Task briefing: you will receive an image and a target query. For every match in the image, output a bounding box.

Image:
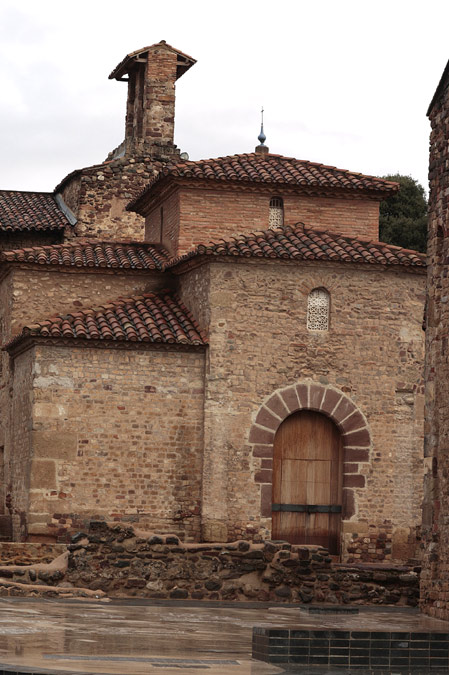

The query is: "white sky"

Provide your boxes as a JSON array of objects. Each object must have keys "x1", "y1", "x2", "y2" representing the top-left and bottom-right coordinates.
[{"x1": 0, "y1": 0, "x2": 447, "y2": 193}]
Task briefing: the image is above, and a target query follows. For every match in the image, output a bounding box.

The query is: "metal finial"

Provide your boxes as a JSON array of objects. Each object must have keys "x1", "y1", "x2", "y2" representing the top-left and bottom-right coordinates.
[{"x1": 258, "y1": 106, "x2": 266, "y2": 145}]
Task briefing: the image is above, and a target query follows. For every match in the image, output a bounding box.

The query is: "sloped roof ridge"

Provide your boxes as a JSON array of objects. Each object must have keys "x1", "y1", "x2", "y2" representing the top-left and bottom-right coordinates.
[
  {"x1": 171, "y1": 152, "x2": 398, "y2": 181},
  {"x1": 169, "y1": 223, "x2": 426, "y2": 269},
  {"x1": 7, "y1": 291, "x2": 206, "y2": 350},
  {"x1": 0, "y1": 239, "x2": 170, "y2": 270},
  {"x1": 128, "y1": 152, "x2": 399, "y2": 212}
]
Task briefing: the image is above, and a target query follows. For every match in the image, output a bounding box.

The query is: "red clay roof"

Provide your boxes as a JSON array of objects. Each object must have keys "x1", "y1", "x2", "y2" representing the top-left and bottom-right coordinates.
[
  {"x1": 171, "y1": 224, "x2": 426, "y2": 269},
  {"x1": 0, "y1": 191, "x2": 70, "y2": 232},
  {"x1": 1, "y1": 241, "x2": 170, "y2": 270},
  {"x1": 9, "y1": 293, "x2": 205, "y2": 347},
  {"x1": 129, "y1": 153, "x2": 399, "y2": 210},
  {"x1": 109, "y1": 40, "x2": 196, "y2": 81}
]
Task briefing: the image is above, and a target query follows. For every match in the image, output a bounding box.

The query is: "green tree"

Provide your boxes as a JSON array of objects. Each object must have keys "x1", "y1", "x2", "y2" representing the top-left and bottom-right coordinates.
[{"x1": 379, "y1": 174, "x2": 428, "y2": 253}]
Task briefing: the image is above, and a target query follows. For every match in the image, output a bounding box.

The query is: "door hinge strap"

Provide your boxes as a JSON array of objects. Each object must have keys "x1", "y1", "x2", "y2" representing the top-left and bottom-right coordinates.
[{"x1": 272, "y1": 503, "x2": 342, "y2": 513}]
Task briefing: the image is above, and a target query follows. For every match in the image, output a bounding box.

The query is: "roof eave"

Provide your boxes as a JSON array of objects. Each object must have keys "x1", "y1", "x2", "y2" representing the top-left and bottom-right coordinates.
[{"x1": 5, "y1": 333, "x2": 206, "y2": 359}]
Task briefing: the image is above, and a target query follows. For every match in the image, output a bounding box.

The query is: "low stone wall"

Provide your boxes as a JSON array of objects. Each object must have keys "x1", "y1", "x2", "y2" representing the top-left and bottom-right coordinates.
[
  {"x1": 0, "y1": 542, "x2": 65, "y2": 566},
  {"x1": 63, "y1": 523, "x2": 420, "y2": 605}
]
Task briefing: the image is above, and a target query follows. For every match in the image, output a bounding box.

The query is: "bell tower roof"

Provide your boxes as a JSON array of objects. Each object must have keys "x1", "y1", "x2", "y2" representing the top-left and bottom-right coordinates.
[{"x1": 109, "y1": 40, "x2": 196, "y2": 82}]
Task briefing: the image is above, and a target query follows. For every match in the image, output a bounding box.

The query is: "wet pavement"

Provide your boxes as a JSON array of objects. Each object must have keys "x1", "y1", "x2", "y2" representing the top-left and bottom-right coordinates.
[{"x1": 0, "y1": 599, "x2": 446, "y2": 674}]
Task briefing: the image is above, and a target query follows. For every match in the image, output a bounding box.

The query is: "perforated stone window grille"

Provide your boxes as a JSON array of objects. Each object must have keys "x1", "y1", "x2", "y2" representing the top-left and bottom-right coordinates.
[
  {"x1": 269, "y1": 197, "x2": 284, "y2": 229},
  {"x1": 307, "y1": 288, "x2": 330, "y2": 331}
]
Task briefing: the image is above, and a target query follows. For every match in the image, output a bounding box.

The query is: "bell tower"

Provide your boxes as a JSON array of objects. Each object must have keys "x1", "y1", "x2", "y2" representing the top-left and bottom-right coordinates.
[{"x1": 109, "y1": 40, "x2": 196, "y2": 159}]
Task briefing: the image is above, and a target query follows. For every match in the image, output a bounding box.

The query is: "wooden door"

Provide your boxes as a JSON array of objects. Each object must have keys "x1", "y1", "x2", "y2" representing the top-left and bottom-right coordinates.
[{"x1": 272, "y1": 410, "x2": 343, "y2": 554}]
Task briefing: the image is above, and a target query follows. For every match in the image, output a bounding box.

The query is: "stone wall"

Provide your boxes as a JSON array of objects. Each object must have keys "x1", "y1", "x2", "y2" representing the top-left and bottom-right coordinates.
[
  {"x1": 0, "y1": 230, "x2": 64, "y2": 251},
  {"x1": 145, "y1": 186, "x2": 380, "y2": 257},
  {"x1": 421, "y1": 67, "x2": 449, "y2": 619},
  {"x1": 10, "y1": 349, "x2": 35, "y2": 540},
  {"x1": 62, "y1": 523, "x2": 419, "y2": 605},
  {"x1": 11, "y1": 344, "x2": 205, "y2": 542},
  {"x1": 58, "y1": 156, "x2": 166, "y2": 242},
  {"x1": 4, "y1": 266, "x2": 168, "y2": 338},
  {"x1": 189, "y1": 258, "x2": 425, "y2": 559}
]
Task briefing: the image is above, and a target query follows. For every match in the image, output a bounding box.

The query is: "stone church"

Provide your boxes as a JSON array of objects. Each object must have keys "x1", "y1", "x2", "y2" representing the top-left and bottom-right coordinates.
[{"x1": 0, "y1": 41, "x2": 426, "y2": 562}]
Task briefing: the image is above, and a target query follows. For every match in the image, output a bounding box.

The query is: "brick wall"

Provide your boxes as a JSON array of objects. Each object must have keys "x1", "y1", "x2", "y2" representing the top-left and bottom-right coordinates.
[
  {"x1": 15, "y1": 344, "x2": 205, "y2": 541},
  {"x1": 421, "y1": 72, "x2": 449, "y2": 618},
  {"x1": 145, "y1": 190, "x2": 180, "y2": 256},
  {"x1": 146, "y1": 186, "x2": 380, "y2": 256},
  {"x1": 188, "y1": 258, "x2": 425, "y2": 559}
]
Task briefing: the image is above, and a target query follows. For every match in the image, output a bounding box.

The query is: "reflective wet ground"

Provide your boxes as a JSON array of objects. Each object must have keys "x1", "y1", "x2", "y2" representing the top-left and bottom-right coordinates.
[{"x1": 0, "y1": 599, "x2": 446, "y2": 674}]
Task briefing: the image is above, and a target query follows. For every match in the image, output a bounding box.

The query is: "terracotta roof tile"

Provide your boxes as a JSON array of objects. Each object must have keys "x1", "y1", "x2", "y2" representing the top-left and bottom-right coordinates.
[
  {"x1": 129, "y1": 153, "x2": 399, "y2": 209},
  {"x1": 0, "y1": 191, "x2": 70, "y2": 232},
  {"x1": 1, "y1": 241, "x2": 170, "y2": 270},
  {"x1": 9, "y1": 293, "x2": 206, "y2": 348},
  {"x1": 170, "y1": 224, "x2": 426, "y2": 269}
]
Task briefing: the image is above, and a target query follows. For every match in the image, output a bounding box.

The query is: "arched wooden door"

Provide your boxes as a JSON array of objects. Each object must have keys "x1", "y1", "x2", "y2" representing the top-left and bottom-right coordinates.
[{"x1": 272, "y1": 410, "x2": 343, "y2": 554}]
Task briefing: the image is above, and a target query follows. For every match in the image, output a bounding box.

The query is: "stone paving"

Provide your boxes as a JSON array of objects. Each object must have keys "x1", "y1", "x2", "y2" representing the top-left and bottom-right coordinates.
[{"x1": 0, "y1": 599, "x2": 446, "y2": 674}]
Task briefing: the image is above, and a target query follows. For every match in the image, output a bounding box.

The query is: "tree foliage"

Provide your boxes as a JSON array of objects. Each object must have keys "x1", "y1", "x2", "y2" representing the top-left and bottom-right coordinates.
[{"x1": 379, "y1": 174, "x2": 428, "y2": 253}]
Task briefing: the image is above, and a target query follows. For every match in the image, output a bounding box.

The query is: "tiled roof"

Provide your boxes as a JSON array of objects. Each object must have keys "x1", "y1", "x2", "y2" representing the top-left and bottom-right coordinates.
[
  {"x1": 1, "y1": 241, "x2": 170, "y2": 270},
  {"x1": 0, "y1": 191, "x2": 71, "y2": 232},
  {"x1": 129, "y1": 153, "x2": 399, "y2": 209},
  {"x1": 171, "y1": 224, "x2": 426, "y2": 269},
  {"x1": 10, "y1": 293, "x2": 205, "y2": 347},
  {"x1": 109, "y1": 41, "x2": 196, "y2": 81}
]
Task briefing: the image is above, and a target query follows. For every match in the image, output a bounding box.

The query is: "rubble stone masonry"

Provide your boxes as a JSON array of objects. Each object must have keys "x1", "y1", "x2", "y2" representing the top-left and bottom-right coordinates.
[
  {"x1": 176, "y1": 258, "x2": 425, "y2": 558},
  {"x1": 12, "y1": 344, "x2": 205, "y2": 541},
  {"x1": 421, "y1": 69, "x2": 449, "y2": 618},
  {"x1": 58, "y1": 157, "x2": 162, "y2": 241}
]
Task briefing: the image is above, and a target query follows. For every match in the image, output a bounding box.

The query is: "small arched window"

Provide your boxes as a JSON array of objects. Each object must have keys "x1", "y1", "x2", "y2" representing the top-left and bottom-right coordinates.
[
  {"x1": 307, "y1": 288, "x2": 330, "y2": 331},
  {"x1": 269, "y1": 196, "x2": 284, "y2": 229}
]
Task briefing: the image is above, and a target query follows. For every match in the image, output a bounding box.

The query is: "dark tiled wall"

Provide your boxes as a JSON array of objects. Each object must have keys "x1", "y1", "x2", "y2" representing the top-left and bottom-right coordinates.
[{"x1": 252, "y1": 627, "x2": 449, "y2": 670}]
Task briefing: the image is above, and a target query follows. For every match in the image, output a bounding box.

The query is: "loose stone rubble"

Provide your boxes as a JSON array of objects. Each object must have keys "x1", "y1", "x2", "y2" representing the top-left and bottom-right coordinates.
[{"x1": 0, "y1": 523, "x2": 418, "y2": 605}]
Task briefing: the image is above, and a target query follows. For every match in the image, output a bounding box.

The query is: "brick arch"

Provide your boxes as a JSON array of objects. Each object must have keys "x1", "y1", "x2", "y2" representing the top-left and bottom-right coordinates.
[{"x1": 249, "y1": 382, "x2": 372, "y2": 524}]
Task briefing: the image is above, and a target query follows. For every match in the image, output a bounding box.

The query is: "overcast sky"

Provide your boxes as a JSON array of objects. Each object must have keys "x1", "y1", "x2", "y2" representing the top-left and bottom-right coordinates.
[{"x1": 0, "y1": 0, "x2": 447, "y2": 193}]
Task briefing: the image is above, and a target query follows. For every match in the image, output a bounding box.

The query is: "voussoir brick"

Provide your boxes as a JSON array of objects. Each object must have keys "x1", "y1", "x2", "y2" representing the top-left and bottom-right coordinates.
[
  {"x1": 255, "y1": 406, "x2": 282, "y2": 431},
  {"x1": 333, "y1": 396, "x2": 357, "y2": 425},
  {"x1": 265, "y1": 394, "x2": 289, "y2": 420},
  {"x1": 343, "y1": 427, "x2": 371, "y2": 448},
  {"x1": 340, "y1": 410, "x2": 366, "y2": 434},
  {"x1": 295, "y1": 384, "x2": 309, "y2": 408},
  {"x1": 249, "y1": 426, "x2": 275, "y2": 445},
  {"x1": 320, "y1": 388, "x2": 342, "y2": 416},
  {"x1": 279, "y1": 386, "x2": 300, "y2": 414},
  {"x1": 309, "y1": 384, "x2": 325, "y2": 410}
]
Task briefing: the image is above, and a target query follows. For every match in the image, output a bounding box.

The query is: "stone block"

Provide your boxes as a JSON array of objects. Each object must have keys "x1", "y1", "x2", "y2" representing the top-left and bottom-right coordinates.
[
  {"x1": 30, "y1": 459, "x2": 56, "y2": 490},
  {"x1": 32, "y1": 431, "x2": 77, "y2": 460},
  {"x1": 279, "y1": 386, "x2": 299, "y2": 413},
  {"x1": 343, "y1": 428, "x2": 370, "y2": 448},
  {"x1": 202, "y1": 519, "x2": 227, "y2": 542},
  {"x1": 255, "y1": 407, "x2": 281, "y2": 431},
  {"x1": 265, "y1": 394, "x2": 289, "y2": 420}
]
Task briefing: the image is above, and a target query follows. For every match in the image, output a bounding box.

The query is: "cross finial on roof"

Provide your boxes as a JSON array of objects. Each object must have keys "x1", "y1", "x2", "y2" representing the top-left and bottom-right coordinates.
[
  {"x1": 255, "y1": 107, "x2": 269, "y2": 154},
  {"x1": 258, "y1": 107, "x2": 266, "y2": 146}
]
